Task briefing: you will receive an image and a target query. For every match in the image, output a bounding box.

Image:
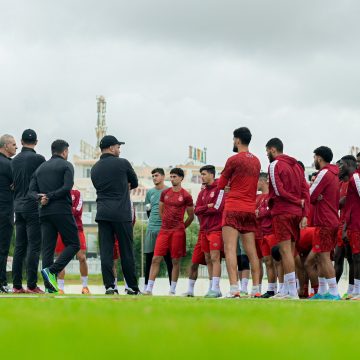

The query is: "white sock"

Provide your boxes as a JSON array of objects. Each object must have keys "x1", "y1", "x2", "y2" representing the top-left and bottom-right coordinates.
[
  {"x1": 354, "y1": 279, "x2": 360, "y2": 295},
  {"x1": 347, "y1": 284, "x2": 354, "y2": 295},
  {"x1": 124, "y1": 280, "x2": 129, "y2": 290},
  {"x1": 268, "y1": 283, "x2": 277, "y2": 293},
  {"x1": 211, "y1": 277, "x2": 220, "y2": 292},
  {"x1": 259, "y1": 284, "x2": 262, "y2": 293},
  {"x1": 241, "y1": 278, "x2": 249, "y2": 293},
  {"x1": 146, "y1": 280, "x2": 155, "y2": 293},
  {"x1": 170, "y1": 281, "x2": 177, "y2": 294},
  {"x1": 187, "y1": 279, "x2": 196, "y2": 294},
  {"x1": 310, "y1": 288, "x2": 315, "y2": 294},
  {"x1": 296, "y1": 278, "x2": 300, "y2": 290},
  {"x1": 278, "y1": 283, "x2": 284, "y2": 294},
  {"x1": 251, "y1": 285, "x2": 260, "y2": 295},
  {"x1": 285, "y1": 272, "x2": 297, "y2": 297},
  {"x1": 58, "y1": 279, "x2": 65, "y2": 291},
  {"x1": 327, "y1": 277, "x2": 339, "y2": 296},
  {"x1": 230, "y1": 284, "x2": 239, "y2": 294},
  {"x1": 81, "y1": 276, "x2": 88, "y2": 288},
  {"x1": 318, "y1": 277, "x2": 327, "y2": 295},
  {"x1": 208, "y1": 279, "x2": 213, "y2": 292},
  {"x1": 114, "y1": 277, "x2": 118, "y2": 290}
]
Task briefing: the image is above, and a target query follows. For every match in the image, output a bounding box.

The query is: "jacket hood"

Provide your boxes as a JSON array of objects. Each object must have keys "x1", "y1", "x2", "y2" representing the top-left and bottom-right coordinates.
[
  {"x1": 324, "y1": 164, "x2": 339, "y2": 175},
  {"x1": 206, "y1": 179, "x2": 219, "y2": 189},
  {"x1": 276, "y1": 154, "x2": 299, "y2": 166}
]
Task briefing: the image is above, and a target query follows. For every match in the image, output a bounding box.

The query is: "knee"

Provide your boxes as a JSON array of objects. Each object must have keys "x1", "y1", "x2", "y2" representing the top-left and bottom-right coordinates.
[
  {"x1": 264, "y1": 256, "x2": 273, "y2": 267},
  {"x1": 151, "y1": 256, "x2": 162, "y2": 265},
  {"x1": 77, "y1": 252, "x2": 86, "y2": 263},
  {"x1": 271, "y1": 246, "x2": 282, "y2": 262},
  {"x1": 210, "y1": 253, "x2": 220, "y2": 264},
  {"x1": 172, "y1": 259, "x2": 180, "y2": 266}
]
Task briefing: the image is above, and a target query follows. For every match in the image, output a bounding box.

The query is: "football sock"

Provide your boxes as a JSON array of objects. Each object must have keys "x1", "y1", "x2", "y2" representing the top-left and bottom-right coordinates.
[
  {"x1": 354, "y1": 279, "x2": 360, "y2": 295},
  {"x1": 211, "y1": 277, "x2": 220, "y2": 292},
  {"x1": 268, "y1": 282, "x2": 277, "y2": 292},
  {"x1": 146, "y1": 280, "x2": 154, "y2": 292},
  {"x1": 170, "y1": 281, "x2": 177, "y2": 294},
  {"x1": 187, "y1": 279, "x2": 196, "y2": 294},
  {"x1": 58, "y1": 279, "x2": 65, "y2": 291},
  {"x1": 241, "y1": 278, "x2": 249, "y2": 293},
  {"x1": 327, "y1": 277, "x2": 339, "y2": 296},
  {"x1": 81, "y1": 276, "x2": 88, "y2": 288},
  {"x1": 318, "y1": 277, "x2": 327, "y2": 295}
]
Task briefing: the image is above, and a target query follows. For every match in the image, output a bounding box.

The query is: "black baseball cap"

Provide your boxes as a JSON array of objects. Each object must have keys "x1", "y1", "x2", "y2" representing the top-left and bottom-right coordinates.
[
  {"x1": 22, "y1": 129, "x2": 37, "y2": 142},
  {"x1": 99, "y1": 135, "x2": 125, "y2": 149}
]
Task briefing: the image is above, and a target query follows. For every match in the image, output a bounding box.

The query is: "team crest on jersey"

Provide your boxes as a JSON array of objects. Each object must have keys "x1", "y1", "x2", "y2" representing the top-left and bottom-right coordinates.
[
  {"x1": 210, "y1": 191, "x2": 215, "y2": 198},
  {"x1": 178, "y1": 196, "x2": 183, "y2": 202},
  {"x1": 165, "y1": 195, "x2": 169, "y2": 200}
]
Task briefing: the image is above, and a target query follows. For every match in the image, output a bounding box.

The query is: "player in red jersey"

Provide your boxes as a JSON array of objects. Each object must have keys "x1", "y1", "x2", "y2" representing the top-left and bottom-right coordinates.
[
  {"x1": 266, "y1": 138, "x2": 309, "y2": 299},
  {"x1": 343, "y1": 156, "x2": 360, "y2": 300},
  {"x1": 335, "y1": 156, "x2": 355, "y2": 298},
  {"x1": 145, "y1": 168, "x2": 194, "y2": 295},
  {"x1": 55, "y1": 189, "x2": 90, "y2": 294},
  {"x1": 307, "y1": 147, "x2": 340, "y2": 300},
  {"x1": 218, "y1": 127, "x2": 261, "y2": 298},
  {"x1": 256, "y1": 172, "x2": 278, "y2": 298},
  {"x1": 195, "y1": 165, "x2": 225, "y2": 298}
]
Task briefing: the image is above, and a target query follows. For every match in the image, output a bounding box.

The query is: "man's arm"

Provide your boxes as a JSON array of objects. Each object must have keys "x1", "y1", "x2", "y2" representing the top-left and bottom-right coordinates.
[
  {"x1": 194, "y1": 189, "x2": 207, "y2": 216},
  {"x1": 72, "y1": 191, "x2": 83, "y2": 217},
  {"x1": 217, "y1": 158, "x2": 232, "y2": 190},
  {"x1": 159, "y1": 201, "x2": 164, "y2": 219},
  {"x1": 28, "y1": 174, "x2": 41, "y2": 200},
  {"x1": 309, "y1": 169, "x2": 329, "y2": 204},
  {"x1": 184, "y1": 206, "x2": 194, "y2": 228},
  {"x1": 126, "y1": 160, "x2": 138, "y2": 190},
  {"x1": 145, "y1": 191, "x2": 151, "y2": 218},
  {"x1": 269, "y1": 161, "x2": 302, "y2": 206},
  {"x1": 46, "y1": 165, "x2": 74, "y2": 201},
  {"x1": 204, "y1": 189, "x2": 225, "y2": 214}
]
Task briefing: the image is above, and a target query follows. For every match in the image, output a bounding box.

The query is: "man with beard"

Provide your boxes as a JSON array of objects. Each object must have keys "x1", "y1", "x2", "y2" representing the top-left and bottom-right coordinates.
[
  {"x1": 335, "y1": 156, "x2": 355, "y2": 298},
  {"x1": 218, "y1": 127, "x2": 261, "y2": 298},
  {"x1": 266, "y1": 138, "x2": 309, "y2": 299},
  {"x1": 342, "y1": 156, "x2": 360, "y2": 300},
  {"x1": 145, "y1": 168, "x2": 194, "y2": 295},
  {"x1": 308, "y1": 146, "x2": 340, "y2": 300}
]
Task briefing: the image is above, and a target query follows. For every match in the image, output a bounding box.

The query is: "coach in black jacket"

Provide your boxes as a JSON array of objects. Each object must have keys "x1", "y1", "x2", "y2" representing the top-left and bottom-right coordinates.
[
  {"x1": 91, "y1": 135, "x2": 140, "y2": 294},
  {"x1": 0, "y1": 134, "x2": 17, "y2": 293},
  {"x1": 11, "y1": 129, "x2": 45, "y2": 293},
  {"x1": 29, "y1": 139, "x2": 80, "y2": 292}
]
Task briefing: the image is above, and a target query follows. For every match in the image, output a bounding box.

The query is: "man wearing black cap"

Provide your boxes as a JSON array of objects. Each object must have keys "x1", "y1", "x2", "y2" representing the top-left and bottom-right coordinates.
[
  {"x1": 0, "y1": 134, "x2": 17, "y2": 293},
  {"x1": 29, "y1": 139, "x2": 80, "y2": 293},
  {"x1": 91, "y1": 135, "x2": 140, "y2": 295},
  {"x1": 11, "y1": 129, "x2": 45, "y2": 293}
]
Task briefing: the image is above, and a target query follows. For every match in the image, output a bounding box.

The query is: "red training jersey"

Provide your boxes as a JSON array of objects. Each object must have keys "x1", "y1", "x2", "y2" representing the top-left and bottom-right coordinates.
[
  {"x1": 256, "y1": 193, "x2": 272, "y2": 237},
  {"x1": 218, "y1": 151, "x2": 261, "y2": 213},
  {"x1": 345, "y1": 171, "x2": 360, "y2": 231},
  {"x1": 339, "y1": 180, "x2": 349, "y2": 224},
  {"x1": 160, "y1": 188, "x2": 193, "y2": 230},
  {"x1": 194, "y1": 179, "x2": 225, "y2": 233},
  {"x1": 309, "y1": 164, "x2": 339, "y2": 228}
]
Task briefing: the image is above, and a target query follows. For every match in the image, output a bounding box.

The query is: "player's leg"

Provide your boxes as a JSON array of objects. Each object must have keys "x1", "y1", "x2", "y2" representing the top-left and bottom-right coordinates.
[
  {"x1": 164, "y1": 252, "x2": 173, "y2": 285},
  {"x1": 242, "y1": 231, "x2": 261, "y2": 297},
  {"x1": 76, "y1": 249, "x2": 90, "y2": 294},
  {"x1": 262, "y1": 255, "x2": 277, "y2": 298},
  {"x1": 319, "y1": 251, "x2": 340, "y2": 299},
  {"x1": 223, "y1": 226, "x2": 240, "y2": 297},
  {"x1": 169, "y1": 258, "x2": 180, "y2": 295},
  {"x1": 12, "y1": 213, "x2": 27, "y2": 292},
  {"x1": 345, "y1": 242, "x2": 354, "y2": 297},
  {"x1": 334, "y1": 245, "x2": 345, "y2": 282},
  {"x1": 144, "y1": 252, "x2": 153, "y2": 289}
]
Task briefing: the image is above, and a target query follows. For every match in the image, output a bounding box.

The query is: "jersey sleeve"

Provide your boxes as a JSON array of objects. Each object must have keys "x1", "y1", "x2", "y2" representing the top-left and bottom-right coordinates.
[
  {"x1": 309, "y1": 169, "x2": 329, "y2": 204},
  {"x1": 194, "y1": 189, "x2": 207, "y2": 215},
  {"x1": 160, "y1": 189, "x2": 166, "y2": 203},
  {"x1": 185, "y1": 193, "x2": 194, "y2": 207},
  {"x1": 218, "y1": 157, "x2": 233, "y2": 190},
  {"x1": 72, "y1": 190, "x2": 83, "y2": 217},
  {"x1": 205, "y1": 189, "x2": 225, "y2": 214}
]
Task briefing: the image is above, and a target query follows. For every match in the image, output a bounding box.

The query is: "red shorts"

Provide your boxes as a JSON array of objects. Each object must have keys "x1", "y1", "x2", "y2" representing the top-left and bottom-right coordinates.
[
  {"x1": 113, "y1": 238, "x2": 120, "y2": 260},
  {"x1": 261, "y1": 234, "x2": 277, "y2": 257},
  {"x1": 349, "y1": 230, "x2": 360, "y2": 255},
  {"x1": 192, "y1": 233, "x2": 206, "y2": 265},
  {"x1": 272, "y1": 214, "x2": 301, "y2": 243},
  {"x1": 312, "y1": 227, "x2": 338, "y2": 253},
  {"x1": 222, "y1": 211, "x2": 257, "y2": 233},
  {"x1": 200, "y1": 231, "x2": 223, "y2": 253},
  {"x1": 255, "y1": 236, "x2": 263, "y2": 259},
  {"x1": 154, "y1": 229, "x2": 186, "y2": 259},
  {"x1": 55, "y1": 231, "x2": 86, "y2": 254}
]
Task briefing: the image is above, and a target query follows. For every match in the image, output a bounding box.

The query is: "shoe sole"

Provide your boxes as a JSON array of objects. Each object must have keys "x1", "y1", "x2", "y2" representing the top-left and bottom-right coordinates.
[{"x1": 41, "y1": 270, "x2": 58, "y2": 293}]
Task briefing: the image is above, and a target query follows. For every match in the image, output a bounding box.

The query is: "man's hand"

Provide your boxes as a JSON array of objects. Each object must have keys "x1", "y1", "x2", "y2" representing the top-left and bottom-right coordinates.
[
  {"x1": 317, "y1": 194, "x2": 323, "y2": 201},
  {"x1": 299, "y1": 217, "x2": 307, "y2": 229},
  {"x1": 224, "y1": 185, "x2": 230, "y2": 193},
  {"x1": 208, "y1": 203, "x2": 214, "y2": 208},
  {"x1": 40, "y1": 195, "x2": 49, "y2": 206},
  {"x1": 300, "y1": 199, "x2": 305, "y2": 208}
]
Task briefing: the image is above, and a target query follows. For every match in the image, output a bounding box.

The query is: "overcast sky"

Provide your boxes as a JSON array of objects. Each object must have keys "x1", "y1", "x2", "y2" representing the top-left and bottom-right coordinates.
[{"x1": 1, "y1": 0, "x2": 359, "y2": 170}]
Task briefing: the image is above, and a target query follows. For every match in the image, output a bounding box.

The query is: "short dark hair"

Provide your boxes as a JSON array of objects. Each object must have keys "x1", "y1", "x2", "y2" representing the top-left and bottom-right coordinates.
[
  {"x1": 266, "y1": 138, "x2": 283, "y2": 152},
  {"x1": 51, "y1": 139, "x2": 69, "y2": 155},
  {"x1": 297, "y1": 160, "x2": 305, "y2": 171},
  {"x1": 259, "y1": 172, "x2": 268, "y2": 180},
  {"x1": 170, "y1": 167, "x2": 184, "y2": 178},
  {"x1": 233, "y1": 127, "x2": 252, "y2": 145},
  {"x1": 341, "y1": 155, "x2": 357, "y2": 167},
  {"x1": 151, "y1": 168, "x2": 165, "y2": 176},
  {"x1": 314, "y1": 146, "x2": 333, "y2": 163},
  {"x1": 200, "y1": 165, "x2": 216, "y2": 176}
]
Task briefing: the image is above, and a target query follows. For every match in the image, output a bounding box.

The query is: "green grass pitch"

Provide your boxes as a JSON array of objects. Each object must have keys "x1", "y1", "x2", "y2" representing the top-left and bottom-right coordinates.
[{"x1": 0, "y1": 296, "x2": 358, "y2": 359}]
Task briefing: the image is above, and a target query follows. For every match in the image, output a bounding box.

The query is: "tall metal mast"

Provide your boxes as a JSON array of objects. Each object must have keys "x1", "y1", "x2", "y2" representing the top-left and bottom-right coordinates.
[{"x1": 95, "y1": 95, "x2": 107, "y2": 149}]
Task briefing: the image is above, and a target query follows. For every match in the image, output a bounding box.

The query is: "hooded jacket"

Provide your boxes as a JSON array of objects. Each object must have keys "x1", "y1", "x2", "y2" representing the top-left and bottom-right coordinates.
[
  {"x1": 309, "y1": 164, "x2": 339, "y2": 228},
  {"x1": 345, "y1": 170, "x2": 360, "y2": 231},
  {"x1": 195, "y1": 179, "x2": 224, "y2": 232},
  {"x1": 268, "y1": 154, "x2": 310, "y2": 217}
]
